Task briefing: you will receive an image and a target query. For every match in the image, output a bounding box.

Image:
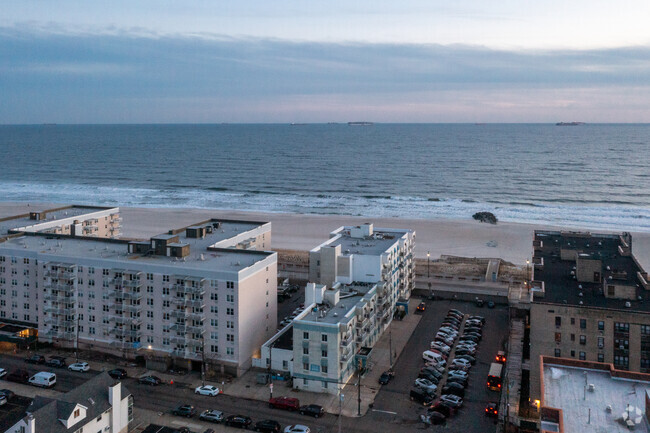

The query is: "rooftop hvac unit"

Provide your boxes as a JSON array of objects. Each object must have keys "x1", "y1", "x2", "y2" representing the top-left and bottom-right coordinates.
[{"x1": 588, "y1": 384, "x2": 595, "y2": 392}]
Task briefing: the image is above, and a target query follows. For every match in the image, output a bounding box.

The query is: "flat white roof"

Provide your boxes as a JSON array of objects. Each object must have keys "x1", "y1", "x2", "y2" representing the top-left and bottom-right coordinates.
[
  {"x1": 543, "y1": 364, "x2": 650, "y2": 433},
  {"x1": 311, "y1": 226, "x2": 411, "y2": 256}
]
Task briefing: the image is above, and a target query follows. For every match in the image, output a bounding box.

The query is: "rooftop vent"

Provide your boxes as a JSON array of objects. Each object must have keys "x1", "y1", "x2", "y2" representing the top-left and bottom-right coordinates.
[{"x1": 625, "y1": 302, "x2": 632, "y2": 308}]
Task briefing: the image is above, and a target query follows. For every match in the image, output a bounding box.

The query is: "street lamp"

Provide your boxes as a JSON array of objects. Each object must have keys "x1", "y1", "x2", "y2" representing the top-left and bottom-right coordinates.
[
  {"x1": 427, "y1": 251, "x2": 430, "y2": 278},
  {"x1": 526, "y1": 259, "x2": 530, "y2": 288}
]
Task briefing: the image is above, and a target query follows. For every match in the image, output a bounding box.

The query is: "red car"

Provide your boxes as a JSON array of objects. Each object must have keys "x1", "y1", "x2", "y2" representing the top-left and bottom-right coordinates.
[{"x1": 269, "y1": 396, "x2": 300, "y2": 411}]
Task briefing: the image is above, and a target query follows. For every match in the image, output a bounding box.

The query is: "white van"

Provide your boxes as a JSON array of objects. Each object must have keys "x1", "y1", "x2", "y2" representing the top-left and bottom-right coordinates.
[
  {"x1": 422, "y1": 350, "x2": 446, "y2": 365},
  {"x1": 28, "y1": 372, "x2": 56, "y2": 388}
]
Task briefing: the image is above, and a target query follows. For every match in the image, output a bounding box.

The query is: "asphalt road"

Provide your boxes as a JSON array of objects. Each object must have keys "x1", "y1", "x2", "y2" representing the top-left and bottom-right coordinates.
[{"x1": 0, "y1": 299, "x2": 508, "y2": 433}]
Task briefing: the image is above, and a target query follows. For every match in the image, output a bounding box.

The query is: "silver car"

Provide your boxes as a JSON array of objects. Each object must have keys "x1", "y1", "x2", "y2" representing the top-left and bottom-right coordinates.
[{"x1": 199, "y1": 409, "x2": 224, "y2": 423}]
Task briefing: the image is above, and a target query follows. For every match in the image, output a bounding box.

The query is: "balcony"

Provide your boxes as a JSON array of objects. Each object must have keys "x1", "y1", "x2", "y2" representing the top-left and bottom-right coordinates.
[
  {"x1": 123, "y1": 279, "x2": 142, "y2": 288},
  {"x1": 111, "y1": 328, "x2": 140, "y2": 338},
  {"x1": 186, "y1": 312, "x2": 205, "y2": 321},
  {"x1": 171, "y1": 336, "x2": 187, "y2": 345},
  {"x1": 186, "y1": 325, "x2": 205, "y2": 334},
  {"x1": 111, "y1": 277, "x2": 124, "y2": 285},
  {"x1": 121, "y1": 292, "x2": 143, "y2": 301},
  {"x1": 171, "y1": 324, "x2": 187, "y2": 333},
  {"x1": 122, "y1": 304, "x2": 142, "y2": 313},
  {"x1": 341, "y1": 333, "x2": 353, "y2": 346},
  {"x1": 340, "y1": 349, "x2": 353, "y2": 362},
  {"x1": 171, "y1": 310, "x2": 187, "y2": 319}
]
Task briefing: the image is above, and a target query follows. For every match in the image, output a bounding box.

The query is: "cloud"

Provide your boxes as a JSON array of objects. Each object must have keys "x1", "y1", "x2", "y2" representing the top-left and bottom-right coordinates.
[{"x1": 1, "y1": 26, "x2": 649, "y2": 123}]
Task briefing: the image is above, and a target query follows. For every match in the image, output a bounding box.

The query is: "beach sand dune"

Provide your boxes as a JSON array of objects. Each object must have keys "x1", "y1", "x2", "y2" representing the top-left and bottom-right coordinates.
[{"x1": 1, "y1": 202, "x2": 648, "y2": 268}]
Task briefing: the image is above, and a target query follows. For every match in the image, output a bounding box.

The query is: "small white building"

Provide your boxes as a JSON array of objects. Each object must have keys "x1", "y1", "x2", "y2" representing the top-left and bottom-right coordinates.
[{"x1": 6, "y1": 372, "x2": 133, "y2": 433}]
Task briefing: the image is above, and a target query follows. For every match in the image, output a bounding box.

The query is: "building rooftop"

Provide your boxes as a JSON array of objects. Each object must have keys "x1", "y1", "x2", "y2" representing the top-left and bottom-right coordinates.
[
  {"x1": 297, "y1": 282, "x2": 377, "y2": 325},
  {"x1": 542, "y1": 358, "x2": 650, "y2": 433},
  {"x1": 533, "y1": 230, "x2": 650, "y2": 313},
  {"x1": 0, "y1": 219, "x2": 273, "y2": 273},
  {"x1": 0, "y1": 205, "x2": 114, "y2": 237},
  {"x1": 311, "y1": 225, "x2": 410, "y2": 257}
]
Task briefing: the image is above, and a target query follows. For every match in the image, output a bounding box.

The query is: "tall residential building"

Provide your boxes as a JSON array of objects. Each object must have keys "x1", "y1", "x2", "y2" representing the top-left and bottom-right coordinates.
[
  {"x1": 6, "y1": 372, "x2": 133, "y2": 433},
  {"x1": 510, "y1": 230, "x2": 650, "y2": 402},
  {"x1": 309, "y1": 223, "x2": 416, "y2": 302},
  {"x1": 260, "y1": 222, "x2": 415, "y2": 394},
  {"x1": 0, "y1": 206, "x2": 277, "y2": 376}
]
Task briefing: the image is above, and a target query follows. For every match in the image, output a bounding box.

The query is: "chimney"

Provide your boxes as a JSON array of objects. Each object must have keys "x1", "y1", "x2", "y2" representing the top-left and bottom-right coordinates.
[{"x1": 108, "y1": 382, "x2": 121, "y2": 431}]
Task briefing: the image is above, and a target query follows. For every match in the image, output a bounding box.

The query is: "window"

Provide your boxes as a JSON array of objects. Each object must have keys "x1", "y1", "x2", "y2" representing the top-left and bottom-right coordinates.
[
  {"x1": 162, "y1": 338, "x2": 170, "y2": 346},
  {"x1": 163, "y1": 300, "x2": 170, "y2": 308},
  {"x1": 147, "y1": 298, "x2": 154, "y2": 306},
  {"x1": 226, "y1": 294, "x2": 234, "y2": 302},
  {"x1": 579, "y1": 351, "x2": 586, "y2": 360},
  {"x1": 226, "y1": 308, "x2": 234, "y2": 315},
  {"x1": 147, "y1": 311, "x2": 153, "y2": 318},
  {"x1": 226, "y1": 334, "x2": 234, "y2": 342},
  {"x1": 321, "y1": 350, "x2": 328, "y2": 357},
  {"x1": 615, "y1": 322, "x2": 630, "y2": 333},
  {"x1": 147, "y1": 273, "x2": 154, "y2": 281},
  {"x1": 303, "y1": 332, "x2": 309, "y2": 339},
  {"x1": 580, "y1": 335, "x2": 586, "y2": 345},
  {"x1": 322, "y1": 381, "x2": 328, "y2": 389},
  {"x1": 162, "y1": 287, "x2": 170, "y2": 296},
  {"x1": 303, "y1": 347, "x2": 309, "y2": 355},
  {"x1": 614, "y1": 355, "x2": 629, "y2": 369},
  {"x1": 303, "y1": 363, "x2": 309, "y2": 371},
  {"x1": 598, "y1": 353, "x2": 604, "y2": 362},
  {"x1": 554, "y1": 348, "x2": 561, "y2": 357},
  {"x1": 211, "y1": 345, "x2": 218, "y2": 353},
  {"x1": 570, "y1": 318, "x2": 575, "y2": 325},
  {"x1": 322, "y1": 365, "x2": 328, "y2": 373},
  {"x1": 642, "y1": 325, "x2": 650, "y2": 335},
  {"x1": 226, "y1": 347, "x2": 234, "y2": 355},
  {"x1": 322, "y1": 334, "x2": 328, "y2": 342},
  {"x1": 570, "y1": 334, "x2": 575, "y2": 342},
  {"x1": 226, "y1": 281, "x2": 234, "y2": 289},
  {"x1": 88, "y1": 266, "x2": 94, "y2": 274},
  {"x1": 580, "y1": 319, "x2": 586, "y2": 329},
  {"x1": 74, "y1": 409, "x2": 80, "y2": 417},
  {"x1": 608, "y1": 285, "x2": 615, "y2": 296},
  {"x1": 226, "y1": 321, "x2": 234, "y2": 329},
  {"x1": 570, "y1": 350, "x2": 575, "y2": 357},
  {"x1": 598, "y1": 337, "x2": 604, "y2": 348},
  {"x1": 554, "y1": 332, "x2": 561, "y2": 343},
  {"x1": 598, "y1": 321, "x2": 605, "y2": 331}
]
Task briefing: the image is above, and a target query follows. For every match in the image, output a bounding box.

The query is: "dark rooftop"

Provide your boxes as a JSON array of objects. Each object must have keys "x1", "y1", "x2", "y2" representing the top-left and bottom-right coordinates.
[
  {"x1": 533, "y1": 230, "x2": 650, "y2": 313},
  {"x1": 0, "y1": 395, "x2": 33, "y2": 433}
]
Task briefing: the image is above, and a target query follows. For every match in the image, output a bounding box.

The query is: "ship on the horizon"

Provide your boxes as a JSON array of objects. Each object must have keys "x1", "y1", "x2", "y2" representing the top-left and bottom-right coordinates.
[
  {"x1": 348, "y1": 121, "x2": 374, "y2": 126},
  {"x1": 556, "y1": 121, "x2": 585, "y2": 126}
]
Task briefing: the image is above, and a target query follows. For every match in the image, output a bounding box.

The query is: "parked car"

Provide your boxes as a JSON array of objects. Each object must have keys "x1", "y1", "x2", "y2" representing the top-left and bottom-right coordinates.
[
  {"x1": 0, "y1": 389, "x2": 15, "y2": 400},
  {"x1": 431, "y1": 342, "x2": 451, "y2": 353},
  {"x1": 414, "y1": 378, "x2": 438, "y2": 393},
  {"x1": 429, "y1": 403, "x2": 455, "y2": 418},
  {"x1": 378, "y1": 370, "x2": 394, "y2": 385},
  {"x1": 108, "y1": 369, "x2": 127, "y2": 379},
  {"x1": 451, "y1": 358, "x2": 472, "y2": 369},
  {"x1": 200, "y1": 409, "x2": 224, "y2": 423},
  {"x1": 195, "y1": 385, "x2": 221, "y2": 396},
  {"x1": 172, "y1": 404, "x2": 197, "y2": 418},
  {"x1": 254, "y1": 419, "x2": 282, "y2": 433},
  {"x1": 429, "y1": 349, "x2": 448, "y2": 360},
  {"x1": 455, "y1": 347, "x2": 476, "y2": 356},
  {"x1": 269, "y1": 396, "x2": 300, "y2": 411},
  {"x1": 410, "y1": 388, "x2": 434, "y2": 406},
  {"x1": 421, "y1": 367, "x2": 444, "y2": 379},
  {"x1": 486, "y1": 402, "x2": 499, "y2": 417},
  {"x1": 45, "y1": 358, "x2": 65, "y2": 368},
  {"x1": 418, "y1": 372, "x2": 440, "y2": 384},
  {"x1": 487, "y1": 301, "x2": 496, "y2": 308},
  {"x1": 24, "y1": 355, "x2": 45, "y2": 364},
  {"x1": 68, "y1": 362, "x2": 90, "y2": 372},
  {"x1": 455, "y1": 354, "x2": 476, "y2": 365},
  {"x1": 0, "y1": 368, "x2": 6, "y2": 379},
  {"x1": 138, "y1": 375, "x2": 162, "y2": 386},
  {"x1": 448, "y1": 370, "x2": 469, "y2": 380},
  {"x1": 440, "y1": 394, "x2": 463, "y2": 408},
  {"x1": 225, "y1": 415, "x2": 253, "y2": 429},
  {"x1": 434, "y1": 336, "x2": 455, "y2": 346},
  {"x1": 28, "y1": 372, "x2": 56, "y2": 388},
  {"x1": 283, "y1": 425, "x2": 310, "y2": 433},
  {"x1": 427, "y1": 411, "x2": 446, "y2": 425},
  {"x1": 6, "y1": 369, "x2": 29, "y2": 384},
  {"x1": 442, "y1": 383, "x2": 465, "y2": 397},
  {"x1": 299, "y1": 404, "x2": 324, "y2": 418},
  {"x1": 469, "y1": 315, "x2": 486, "y2": 324},
  {"x1": 446, "y1": 376, "x2": 468, "y2": 387},
  {"x1": 0, "y1": 395, "x2": 6, "y2": 406}
]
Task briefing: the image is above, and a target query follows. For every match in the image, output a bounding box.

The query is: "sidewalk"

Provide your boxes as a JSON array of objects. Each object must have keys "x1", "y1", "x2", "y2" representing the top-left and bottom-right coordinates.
[{"x1": 224, "y1": 298, "x2": 423, "y2": 417}]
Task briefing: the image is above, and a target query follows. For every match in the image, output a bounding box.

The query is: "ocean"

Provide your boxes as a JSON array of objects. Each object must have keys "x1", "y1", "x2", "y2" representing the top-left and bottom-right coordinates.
[{"x1": 0, "y1": 123, "x2": 649, "y2": 231}]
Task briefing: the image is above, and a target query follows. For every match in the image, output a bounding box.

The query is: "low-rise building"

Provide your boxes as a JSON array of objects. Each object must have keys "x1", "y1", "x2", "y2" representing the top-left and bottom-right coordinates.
[
  {"x1": 6, "y1": 372, "x2": 133, "y2": 433},
  {"x1": 540, "y1": 356, "x2": 650, "y2": 433}
]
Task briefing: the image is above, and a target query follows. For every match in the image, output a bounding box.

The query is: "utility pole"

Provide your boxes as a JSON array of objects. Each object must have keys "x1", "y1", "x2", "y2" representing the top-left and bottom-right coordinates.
[
  {"x1": 389, "y1": 327, "x2": 393, "y2": 369},
  {"x1": 338, "y1": 391, "x2": 344, "y2": 433},
  {"x1": 357, "y1": 363, "x2": 361, "y2": 416},
  {"x1": 269, "y1": 341, "x2": 275, "y2": 399},
  {"x1": 427, "y1": 251, "x2": 430, "y2": 279},
  {"x1": 75, "y1": 312, "x2": 80, "y2": 362},
  {"x1": 201, "y1": 333, "x2": 206, "y2": 386}
]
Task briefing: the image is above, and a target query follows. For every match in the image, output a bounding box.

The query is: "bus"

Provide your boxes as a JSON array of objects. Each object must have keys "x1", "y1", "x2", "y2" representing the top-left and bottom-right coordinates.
[{"x1": 487, "y1": 362, "x2": 503, "y2": 391}]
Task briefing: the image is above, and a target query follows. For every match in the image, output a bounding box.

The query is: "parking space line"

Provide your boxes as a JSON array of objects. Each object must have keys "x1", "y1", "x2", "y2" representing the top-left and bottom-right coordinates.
[{"x1": 372, "y1": 409, "x2": 398, "y2": 415}]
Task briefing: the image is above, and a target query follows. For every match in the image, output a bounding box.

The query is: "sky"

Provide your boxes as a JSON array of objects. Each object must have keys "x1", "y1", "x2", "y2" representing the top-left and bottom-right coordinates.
[{"x1": 2, "y1": 1, "x2": 650, "y2": 123}]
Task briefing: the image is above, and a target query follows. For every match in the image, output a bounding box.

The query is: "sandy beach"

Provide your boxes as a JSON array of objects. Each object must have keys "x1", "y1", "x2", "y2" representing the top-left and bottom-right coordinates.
[{"x1": 1, "y1": 202, "x2": 649, "y2": 269}]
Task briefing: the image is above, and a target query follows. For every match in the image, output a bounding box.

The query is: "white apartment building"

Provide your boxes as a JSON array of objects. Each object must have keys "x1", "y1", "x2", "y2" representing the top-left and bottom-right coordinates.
[
  {"x1": 6, "y1": 372, "x2": 132, "y2": 433},
  {"x1": 0, "y1": 207, "x2": 277, "y2": 376},
  {"x1": 260, "y1": 222, "x2": 415, "y2": 394},
  {"x1": 309, "y1": 223, "x2": 415, "y2": 301}
]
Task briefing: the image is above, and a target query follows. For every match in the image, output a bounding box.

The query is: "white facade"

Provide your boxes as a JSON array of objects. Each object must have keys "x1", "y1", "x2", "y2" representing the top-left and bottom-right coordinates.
[
  {"x1": 0, "y1": 209, "x2": 277, "y2": 376},
  {"x1": 309, "y1": 223, "x2": 416, "y2": 300}
]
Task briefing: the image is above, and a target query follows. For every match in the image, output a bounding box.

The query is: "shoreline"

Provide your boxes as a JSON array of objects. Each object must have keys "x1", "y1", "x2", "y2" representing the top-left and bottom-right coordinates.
[{"x1": 1, "y1": 202, "x2": 649, "y2": 268}]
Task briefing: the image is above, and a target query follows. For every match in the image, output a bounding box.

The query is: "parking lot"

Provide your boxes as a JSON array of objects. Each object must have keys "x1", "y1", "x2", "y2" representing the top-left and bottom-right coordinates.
[{"x1": 371, "y1": 298, "x2": 509, "y2": 432}]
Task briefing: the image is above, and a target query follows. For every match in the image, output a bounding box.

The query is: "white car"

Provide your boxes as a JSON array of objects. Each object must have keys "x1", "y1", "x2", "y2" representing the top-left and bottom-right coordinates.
[
  {"x1": 0, "y1": 368, "x2": 6, "y2": 379},
  {"x1": 448, "y1": 370, "x2": 468, "y2": 380},
  {"x1": 440, "y1": 394, "x2": 463, "y2": 407},
  {"x1": 451, "y1": 358, "x2": 472, "y2": 369},
  {"x1": 431, "y1": 342, "x2": 451, "y2": 353},
  {"x1": 195, "y1": 385, "x2": 220, "y2": 396},
  {"x1": 414, "y1": 378, "x2": 438, "y2": 392},
  {"x1": 284, "y1": 425, "x2": 311, "y2": 433},
  {"x1": 68, "y1": 362, "x2": 90, "y2": 372}
]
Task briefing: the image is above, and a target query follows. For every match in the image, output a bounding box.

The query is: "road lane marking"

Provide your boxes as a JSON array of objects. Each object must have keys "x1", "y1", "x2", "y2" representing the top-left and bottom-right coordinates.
[{"x1": 372, "y1": 409, "x2": 398, "y2": 415}]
